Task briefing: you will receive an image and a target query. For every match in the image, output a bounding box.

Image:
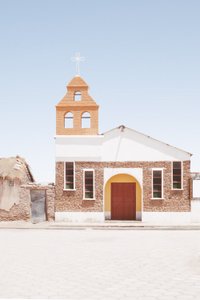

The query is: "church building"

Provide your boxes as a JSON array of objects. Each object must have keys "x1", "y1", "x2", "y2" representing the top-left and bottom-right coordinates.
[{"x1": 55, "y1": 73, "x2": 193, "y2": 224}]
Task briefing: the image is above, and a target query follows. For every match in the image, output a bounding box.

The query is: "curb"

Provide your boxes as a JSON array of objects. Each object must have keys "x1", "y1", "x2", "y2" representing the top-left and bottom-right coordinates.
[{"x1": 1, "y1": 221, "x2": 200, "y2": 230}]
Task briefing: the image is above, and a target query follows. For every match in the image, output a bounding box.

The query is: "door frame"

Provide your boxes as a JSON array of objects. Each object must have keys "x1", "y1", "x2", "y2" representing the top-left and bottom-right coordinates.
[{"x1": 30, "y1": 189, "x2": 47, "y2": 223}]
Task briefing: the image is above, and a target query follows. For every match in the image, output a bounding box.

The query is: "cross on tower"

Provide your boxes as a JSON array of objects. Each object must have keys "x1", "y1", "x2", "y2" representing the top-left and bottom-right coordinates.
[{"x1": 71, "y1": 52, "x2": 85, "y2": 76}]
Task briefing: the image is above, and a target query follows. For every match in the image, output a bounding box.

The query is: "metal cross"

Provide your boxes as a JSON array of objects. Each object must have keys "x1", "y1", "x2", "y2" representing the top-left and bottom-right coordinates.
[{"x1": 71, "y1": 52, "x2": 85, "y2": 76}]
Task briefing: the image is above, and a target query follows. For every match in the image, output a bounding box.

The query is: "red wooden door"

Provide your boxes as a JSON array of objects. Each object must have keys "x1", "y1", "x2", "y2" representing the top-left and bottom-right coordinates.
[{"x1": 111, "y1": 183, "x2": 136, "y2": 220}]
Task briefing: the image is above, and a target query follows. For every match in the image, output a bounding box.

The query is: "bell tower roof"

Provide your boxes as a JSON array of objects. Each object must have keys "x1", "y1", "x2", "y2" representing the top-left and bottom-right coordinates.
[
  {"x1": 67, "y1": 76, "x2": 88, "y2": 88},
  {"x1": 56, "y1": 74, "x2": 99, "y2": 135},
  {"x1": 56, "y1": 75, "x2": 97, "y2": 107}
]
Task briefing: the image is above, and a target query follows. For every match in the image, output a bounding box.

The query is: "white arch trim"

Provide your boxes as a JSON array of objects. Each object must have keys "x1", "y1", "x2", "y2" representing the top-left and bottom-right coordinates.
[
  {"x1": 104, "y1": 168, "x2": 143, "y2": 187},
  {"x1": 103, "y1": 168, "x2": 143, "y2": 221}
]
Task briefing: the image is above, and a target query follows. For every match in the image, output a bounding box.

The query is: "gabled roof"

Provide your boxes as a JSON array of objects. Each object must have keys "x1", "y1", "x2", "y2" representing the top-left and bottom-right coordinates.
[{"x1": 103, "y1": 125, "x2": 192, "y2": 156}]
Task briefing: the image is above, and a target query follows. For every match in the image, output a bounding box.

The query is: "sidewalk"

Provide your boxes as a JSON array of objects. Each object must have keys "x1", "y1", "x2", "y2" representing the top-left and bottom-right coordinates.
[{"x1": 1, "y1": 220, "x2": 200, "y2": 230}]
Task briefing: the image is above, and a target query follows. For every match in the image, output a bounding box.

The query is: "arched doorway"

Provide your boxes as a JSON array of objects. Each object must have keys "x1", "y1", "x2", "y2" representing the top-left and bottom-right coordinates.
[{"x1": 104, "y1": 174, "x2": 142, "y2": 221}]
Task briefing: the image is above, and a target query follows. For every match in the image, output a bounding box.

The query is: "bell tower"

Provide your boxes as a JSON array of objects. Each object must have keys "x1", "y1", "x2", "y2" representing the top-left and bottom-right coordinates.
[{"x1": 56, "y1": 75, "x2": 99, "y2": 135}]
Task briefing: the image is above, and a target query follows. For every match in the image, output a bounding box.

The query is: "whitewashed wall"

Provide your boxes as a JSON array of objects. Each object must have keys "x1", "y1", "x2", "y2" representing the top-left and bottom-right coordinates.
[
  {"x1": 55, "y1": 135, "x2": 103, "y2": 161},
  {"x1": 55, "y1": 127, "x2": 191, "y2": 162},
  {"x1": 193, "y1": 180, "x2": 200, "y2": 198},
  {"x1": 102, "y1": 128, "x2": 191, "y2": 161}
]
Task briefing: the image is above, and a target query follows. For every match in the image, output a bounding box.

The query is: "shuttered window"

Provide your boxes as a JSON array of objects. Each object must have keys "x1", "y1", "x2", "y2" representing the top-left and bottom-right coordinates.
[
  {"x1": 65, "y1": 162, "x2": 75, "y2": 190},
  {"x1": 152, "y1": 170, "x2": 163, "y2": 199},
  {"x1": 84, "y1": 170, "x2": 95, "y2": 199},
  {"x1": 173, "y1": 162, "x2": 182, "y2": 189}
]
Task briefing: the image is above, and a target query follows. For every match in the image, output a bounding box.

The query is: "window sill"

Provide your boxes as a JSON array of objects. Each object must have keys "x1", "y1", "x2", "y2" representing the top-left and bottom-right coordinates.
[
  {"x1": 83, "y1": 198, "x2": 96, "y2": 201},
  {"x1": 63, "y1": 189, "x2": 76, "y2": 191},
  {"x1": 171, "y1": 188, "x2": 183, "y2": 191},
  {"x1": 151, "y1": 198, "x2": 165, "y2": 200}
]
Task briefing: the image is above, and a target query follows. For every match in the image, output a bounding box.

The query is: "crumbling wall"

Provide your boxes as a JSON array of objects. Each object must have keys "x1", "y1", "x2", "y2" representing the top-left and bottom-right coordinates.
[
  {"x1": 0, "y1": 180, "x2": 20, "y2": 211},
  {"x1": 46, "y1": 187, "x2": 55, "y2": 221},
  {"x1": 0, "y1": 182, "x2": 31, "y2": 221},
  {"x1": 0, "y1": 179, "x2": 55, "y2": 222}
]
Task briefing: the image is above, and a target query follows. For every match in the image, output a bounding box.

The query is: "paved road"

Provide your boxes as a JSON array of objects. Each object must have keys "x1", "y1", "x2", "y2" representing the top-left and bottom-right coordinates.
[{"x1": 0, "y1": 229, "x2": 200, "y2": 299}]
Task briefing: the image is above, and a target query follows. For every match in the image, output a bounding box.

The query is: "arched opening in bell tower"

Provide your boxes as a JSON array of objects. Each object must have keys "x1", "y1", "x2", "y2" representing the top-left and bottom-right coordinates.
[
  {"x1": 64, "y1": 112, "x2": 73, "y2": 128},
  {"x1": 81, "y1": 112, "x2": 91, "y2": 128}
]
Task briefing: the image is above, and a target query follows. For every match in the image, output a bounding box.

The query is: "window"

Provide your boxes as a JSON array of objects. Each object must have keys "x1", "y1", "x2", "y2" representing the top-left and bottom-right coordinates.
[
  {"x1": 81, "y1": 112, "x2": 91, "y2": 128},
  {"x1": 152, "y1": 170, "x2": 163, "y2": 199},
  {"x1": 64, "y1": 162, "x2": 75, "y2": 190},
  {"x1": 64, "y1": 112, "x2": 73, "y2": 128},
  {"x1": 84, "y1": 170, "x2": 95, "y2": 199},
  {"x1": 74, "y1": 91, "x2": 81, "y2": 101},
  {"x1": 172, "y1": 162, "x2": 182, "y2": 189}
]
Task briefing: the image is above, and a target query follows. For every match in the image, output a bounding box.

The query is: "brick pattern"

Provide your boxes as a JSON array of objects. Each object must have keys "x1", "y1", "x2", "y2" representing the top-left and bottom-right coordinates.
[
  {"x1": 1, "y1": 230, "x2": 200, "y2": 299},
  {"x1": 56, "y1": 76, "x2": 99, "y2": 135},
  {"x1": 55, "y1": 162, "x2": 103, "y2": 212},
  {"x1": 55, "y1": 161, "x2": 191, "y2": 213},
  {"x1": 56, "y1": 107, "x2": 99, "y2": 135},
  {"x1": 143, "y1": 161, "x2": 191, "y2": 212}
]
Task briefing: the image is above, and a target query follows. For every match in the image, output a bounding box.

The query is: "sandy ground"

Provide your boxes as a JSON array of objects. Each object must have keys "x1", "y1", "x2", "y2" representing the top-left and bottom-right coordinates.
[{"x1": 0, "y1": 229, "x2": 200, "y2": 299}]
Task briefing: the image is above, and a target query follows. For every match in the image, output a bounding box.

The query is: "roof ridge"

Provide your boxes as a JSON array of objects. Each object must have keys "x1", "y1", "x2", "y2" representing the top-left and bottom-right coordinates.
[{"x1": 102, "y1": 125, "x2": 192, "y2": 156}]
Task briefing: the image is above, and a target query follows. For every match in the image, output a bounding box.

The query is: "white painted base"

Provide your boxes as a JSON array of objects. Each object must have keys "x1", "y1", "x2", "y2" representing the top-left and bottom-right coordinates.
[
  {"x1": 55, "y1": 212, "x2": 104, "y2": 223},
  {"x1": 193, "y1": 180, "x2": 200, "y2": 198},
  {"x1": 142, "y1": 212, "x2": 191, "y2": 224},
  {"x1": 191, "y1": 199, "x2": 200, "y2": 223},
  {"x1": 136, "y1": 211, "x2": 142, "y2": 221},
  {"x1": 104, "y1": 211, "x2": 111, "y2": 220},
  {"x1": 56, "y1": 210, "x2": 200, "y2": 224}
]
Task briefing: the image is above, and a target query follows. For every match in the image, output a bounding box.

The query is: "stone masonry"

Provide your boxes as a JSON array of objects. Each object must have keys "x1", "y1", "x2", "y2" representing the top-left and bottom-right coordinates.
[
  {"x1": 56, "y1": 162, "x2": 103, "y2": 212},
  {"x1": 55, "y1": 160, "x2": 191, "y2": 213}
]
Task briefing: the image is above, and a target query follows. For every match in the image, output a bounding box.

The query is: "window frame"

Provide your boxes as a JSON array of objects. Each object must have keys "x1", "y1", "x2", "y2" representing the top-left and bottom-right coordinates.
[
  {"x1": 83, "y1": 169, "x2": 95, "y2": 200},
  {"x1": 64, "y1": 162, "x2": 75, "y2": 191},
  {"x1": 172, "y1": 161, "x2": 183, "y2": 190},
  {"x1": 151, "y1": 168, "x2": 164, "y2": 200}
]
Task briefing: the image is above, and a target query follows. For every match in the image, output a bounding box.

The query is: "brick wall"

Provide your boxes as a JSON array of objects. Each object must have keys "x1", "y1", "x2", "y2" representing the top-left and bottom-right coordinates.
[
  {"x1": 56, "y1": 107, "x2": 99, "y2": 135},
  {"x1": 56, "y1": 76, "x2": 99, "y2": 135},
  {"x1": 143, "y1": 161, "x2": 191, "y2": 212},
  {"x1": 55, "y1": 162, "x2": 103, "y2": 212},
  {"x1": 55, "y1": 161, "x2": 191, "y2": 213}
]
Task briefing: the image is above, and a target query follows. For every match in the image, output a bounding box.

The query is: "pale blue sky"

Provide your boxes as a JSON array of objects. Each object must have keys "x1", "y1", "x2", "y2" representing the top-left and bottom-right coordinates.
[{"x1": 0, "y1": 0, "x2": 199, "y2": 182}]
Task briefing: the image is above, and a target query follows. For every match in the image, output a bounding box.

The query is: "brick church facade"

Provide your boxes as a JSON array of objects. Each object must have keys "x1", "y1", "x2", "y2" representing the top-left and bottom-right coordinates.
[{"x1": 55, "y1": 75, "x2": 193, "y2": 223}]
